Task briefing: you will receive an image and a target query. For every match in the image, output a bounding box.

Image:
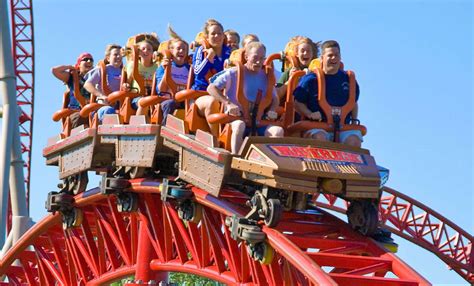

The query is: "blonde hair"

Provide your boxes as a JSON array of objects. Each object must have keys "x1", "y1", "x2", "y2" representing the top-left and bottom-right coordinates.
[
  {"x1": 136, "y1": 33, "x2": 160, "y2": 51},
  {"x1": 167, "y1": 25, "x2": 189, "y2": 51},
  {"x1": 203, "y1": 19, "x2": 224, "y2": 36},
  {"x1": 224, "y1": 29, "x2": 240, "y2": 42},
  {"x1": 292, "y1": 36, "x2": 320, "y2": 59},
  {"x1": 241, "y1": 34, "x2": 259, "y2": 47},
  {"x1": 104, "y1": 44, "x2": 122, "y2": 64}
]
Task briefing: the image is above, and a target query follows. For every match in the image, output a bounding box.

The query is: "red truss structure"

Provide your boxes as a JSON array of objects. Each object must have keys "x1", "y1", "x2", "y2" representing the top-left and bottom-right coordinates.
[
  {"x1": 312, "y1": 187, "x2": 474, "y2": 283},
  {"x1": 0, "y1": 180, "x2": 432, "y2": 285},
  {"x1": 9, "y1": 0, "x2": 35, "y2": 207}
]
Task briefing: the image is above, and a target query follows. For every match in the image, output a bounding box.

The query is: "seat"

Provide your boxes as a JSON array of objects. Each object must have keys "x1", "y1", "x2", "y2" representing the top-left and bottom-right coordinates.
[
  {"x1": 105, "y1": 43, "x2": 157, "y2": 124},
  {"x1": 52, "y1": 69, "x2": 88, "y2": 138},
  {"x1": 286, "y1": 64, "x2": 367, "y2": 141},
  {"x1": 79, "y1": 60, "x2": 115, "y2": 128},
  {"x1": 174, "y1": 39, "x2": 217, "y2": 133},
  {"x1": 281, "y1": 40, "x2": 300, "y2": 72},
  {"x1": 206, "y1": 52, "x2": 283, "y2": 151}
]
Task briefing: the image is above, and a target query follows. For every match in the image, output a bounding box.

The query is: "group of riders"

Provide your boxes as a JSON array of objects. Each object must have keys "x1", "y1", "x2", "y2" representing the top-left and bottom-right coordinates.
[{"x1": 51, "y1": 18, "x2": 363, "y2": 155}]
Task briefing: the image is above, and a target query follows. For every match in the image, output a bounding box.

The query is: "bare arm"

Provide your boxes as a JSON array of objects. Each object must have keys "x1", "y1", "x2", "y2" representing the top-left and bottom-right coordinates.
[
  {"x1": 295, "y1": 101, "x2": 312, "y2": 118},
  {"x1": 157, "y1": 77, "x2": 168, "y2": 93},
  {"x1": 270, "y1": 91, "x2": 280, "y2": 111},
  {"x1": 51, "y1": 65, "x2": 74, "y2": 83},
  {"x1": 276, "y1": 84, "x2": 287, "y2": 100},
  {"x1": 84, "y1": 82, "x2": 106, "y2": 101},
  {"x1": 295, "y1": 101, "x2": 321, "y2": 121},
  {"x1": 207, "y1": 84, "x2": 230, "y2": 105}
]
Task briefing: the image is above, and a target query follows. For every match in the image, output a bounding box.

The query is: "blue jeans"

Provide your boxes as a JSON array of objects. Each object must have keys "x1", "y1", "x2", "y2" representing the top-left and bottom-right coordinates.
[
  {"x1": 96, "y1": 106, "x2": 116, "y2": 123},
  {"x1": 131, "y1": 97, "x2": 140, "y2": 110},
  {"x1": 161, "y1": 99, "x2": 179, "y2": 125}
]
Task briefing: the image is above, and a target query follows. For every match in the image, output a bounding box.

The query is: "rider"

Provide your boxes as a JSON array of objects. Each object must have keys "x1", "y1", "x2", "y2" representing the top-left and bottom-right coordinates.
[
  {"x1": 83, "y1": 44, "x2": 123, "y2": 122},
  {"x1": 155, "y1": 26, "x2": 190, "y2": 124},
  {"x1": 191, "y1": 19, "x2": 232, "y2": 135},
  {"x1": 224, "y1": 29, "x2": 240, "y2": 51},
  {"x1": 51, "y1": 52, "x2": 94, "y2": 127},
  {"x1": 277, "y1": 36, "x2": 319, "y2": 99},
  {"x1": 207, "y1": 41, "x2": 283, "y2": 154},
  {"x1": 293, "y1": 40, "x2": 362, "y2": 147},
  {"x1": 123, "y1": 34, "x2": 159, "y2": 117},
  {"x1": 241, "y1": 34, "x2": 259, "y2": 48}
]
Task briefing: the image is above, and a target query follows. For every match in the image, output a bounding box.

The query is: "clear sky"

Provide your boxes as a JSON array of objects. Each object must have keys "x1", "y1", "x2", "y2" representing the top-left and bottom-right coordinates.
[{"x1": 4, "y1": 0, "x2": 472, "y2": 284}]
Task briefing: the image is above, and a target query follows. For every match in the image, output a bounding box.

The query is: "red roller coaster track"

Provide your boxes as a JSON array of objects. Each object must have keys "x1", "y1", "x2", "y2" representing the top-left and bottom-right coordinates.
[
  {"x1": 312, "y1": 187, "x2": 474, "y2": 282},
  {"x1": 10, "y1": 0, "x2": 34, "y2": 209},
  {"x1": 0, "y1": 180, "x2": 433, "y2": 285}
]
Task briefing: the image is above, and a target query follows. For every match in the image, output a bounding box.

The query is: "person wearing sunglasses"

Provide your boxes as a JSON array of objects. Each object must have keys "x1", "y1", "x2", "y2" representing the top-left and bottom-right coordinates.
[{"x1": 51, "y1": 52, "x2": 95, "y2": 127}]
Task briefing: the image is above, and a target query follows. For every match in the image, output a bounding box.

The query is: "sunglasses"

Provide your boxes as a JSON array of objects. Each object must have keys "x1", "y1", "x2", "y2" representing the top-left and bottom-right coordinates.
[{"x1": 81, "y1": 58, "x2": 94, "y2": 63}]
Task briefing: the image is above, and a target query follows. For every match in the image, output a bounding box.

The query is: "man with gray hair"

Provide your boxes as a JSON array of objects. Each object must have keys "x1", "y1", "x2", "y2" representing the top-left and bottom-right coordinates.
[{"x1": 207, "y1": 41, "x2": 283, "y2": 154}]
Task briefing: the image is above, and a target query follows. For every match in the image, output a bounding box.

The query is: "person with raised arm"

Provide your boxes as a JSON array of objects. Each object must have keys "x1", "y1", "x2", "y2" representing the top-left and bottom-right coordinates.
[{"x1": 51, "y1": 52, "x2": 94, "y2": 127}]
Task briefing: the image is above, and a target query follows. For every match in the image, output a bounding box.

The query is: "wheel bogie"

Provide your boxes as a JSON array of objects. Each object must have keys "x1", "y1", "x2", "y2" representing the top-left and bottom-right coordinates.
[
  {"x1": 248, "y1": 242, "x2": 274, "y2": 265},
  {"x1": 347, "y1": 199, "x2": 379, "y2": 236},
  {"x1": 116, "y1": 192, "x2": 139, "y2": 213},
  {"x1": 178, "y1": 200, "x2": 202, "y2": 223},
  {"x1": 62, "y1": 208, "x2": 83, "y2": 229}
]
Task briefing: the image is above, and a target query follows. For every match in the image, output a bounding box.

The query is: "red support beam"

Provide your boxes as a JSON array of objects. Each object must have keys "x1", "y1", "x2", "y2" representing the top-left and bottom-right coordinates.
[{"x1": 9, "y1": 0, "x2": 35, "y2": 210}]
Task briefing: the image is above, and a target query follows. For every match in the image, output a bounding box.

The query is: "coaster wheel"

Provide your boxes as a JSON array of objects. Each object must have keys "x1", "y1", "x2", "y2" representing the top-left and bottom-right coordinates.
[
  {"x1": 129, "y1": 166, "x2": 146, "y2": 179},
  {"x1": 68, "y1": 172, "x2": 89, "y2": 195},
  {"x1": 264, "y1": 198, "x2": 283, "y2": 227},
  {"x1": 347, "y1": 200, "x2": 379, "y2": 236},
  {"x1": 249, "y1": 242, "x2": 274, "y2": 265},
  {"x1": 178, "y1": 201, "x2": 202, "y2": 223},
  {"x1": 117, "y1": 192, "x2": 139, "y2": 213},
  {"x1": 107, "y1": 177, "x2": 131, "y2": 190},
  {"x1": 62, "y1": 208, "x2": 83, "y2": 229}
]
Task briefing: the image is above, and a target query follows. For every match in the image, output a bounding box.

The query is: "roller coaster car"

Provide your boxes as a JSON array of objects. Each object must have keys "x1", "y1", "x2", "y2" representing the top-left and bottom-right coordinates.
[
  {"x1": 43, "y1": 123, "x2": 113, "y2": 195},
  {"x1": 97, "y1": 41, "x2": 169, "y2": 179},
  {"x1": 44, "y1": 68, "x2": 110, "y2": 194},
  {"x1": 43, "y1": 46, "x2": 164, "y2": 194},
  {"x1": 162, "y1": 52, "x2": 383, "y2": 235}
]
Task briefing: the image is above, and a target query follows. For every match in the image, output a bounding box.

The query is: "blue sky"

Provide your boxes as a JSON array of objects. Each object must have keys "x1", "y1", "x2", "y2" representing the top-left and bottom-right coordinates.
[{"x1": 5, "y1": 0, "x2": 472, "y2": 284}]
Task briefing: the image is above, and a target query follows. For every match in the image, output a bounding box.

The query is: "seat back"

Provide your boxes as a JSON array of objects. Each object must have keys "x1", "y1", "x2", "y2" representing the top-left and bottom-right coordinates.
[
  {"x1": 234, "y1": 56, "x2": 275, "y2": 127},
  {"x1": 213, "y1": 52, "x2": 277, "y2": 151},
  {"x1": 52, "y1": 68, "x2": 89, "y2": 137},
  {"x1": 312, "y1": 66, "x2": 356, "y2": 127},
  {"x1": 181, "y1": 39, "x2": 218, "y2": 133},
  {"x1": 281, "y1": 40, "x2": 300, "y2": 72},
  {"x1": 70, "y1": 69, "x2": 88, "y2": 108},
  {"x1": 98, "y1": 60, "x2": 113, "y2": 96},
  {"x1": 130, "y1": 45, "x2": 147, "y2": 95}
]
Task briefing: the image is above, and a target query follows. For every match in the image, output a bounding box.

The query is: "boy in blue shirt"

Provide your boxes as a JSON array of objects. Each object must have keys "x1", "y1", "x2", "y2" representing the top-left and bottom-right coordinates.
[{"x1": 294, "y1": 40, "x2": 362, "y2": 147}]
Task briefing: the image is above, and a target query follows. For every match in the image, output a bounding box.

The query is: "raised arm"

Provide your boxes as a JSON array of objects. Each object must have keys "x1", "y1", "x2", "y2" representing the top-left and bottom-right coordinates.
[{"x1": 51, "y1": 65, "x2": 74, "y2": 83}]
